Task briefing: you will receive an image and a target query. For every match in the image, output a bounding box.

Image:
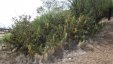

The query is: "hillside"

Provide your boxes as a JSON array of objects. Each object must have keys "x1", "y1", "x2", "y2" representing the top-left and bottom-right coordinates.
[
  {"x1": 56, "y1": 17, "x2": 113, "y2": 64},
  {"x1": 0, "y1": 18, "x2": 113, "y2": 64}
]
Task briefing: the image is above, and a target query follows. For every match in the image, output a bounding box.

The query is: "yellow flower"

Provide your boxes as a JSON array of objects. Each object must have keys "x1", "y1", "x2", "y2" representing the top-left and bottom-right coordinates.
[
  {"x1": 46, "y1": 22, "x2": 49, "y2": 28},
  {"x1": 73, "y1": 28, "x2": 77, "y2": 33},
  {"x1": 27, "y1": 44, "x2": 33, "y2": 56}
]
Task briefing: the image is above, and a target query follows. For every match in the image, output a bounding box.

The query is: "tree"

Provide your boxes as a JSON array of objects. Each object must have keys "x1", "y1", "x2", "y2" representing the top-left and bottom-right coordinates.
[{"x1": 37, "y1": 0, "x2": 70, "y2": 15}]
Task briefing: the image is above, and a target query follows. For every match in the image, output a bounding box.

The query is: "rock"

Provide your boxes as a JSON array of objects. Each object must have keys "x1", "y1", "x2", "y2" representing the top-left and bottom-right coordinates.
[
  {"x1": 77, "y1": 41, "x2": 87, "y2": 50},
  {"x1": 68, "y1": 57, "x2": 72, "y2": 60}
]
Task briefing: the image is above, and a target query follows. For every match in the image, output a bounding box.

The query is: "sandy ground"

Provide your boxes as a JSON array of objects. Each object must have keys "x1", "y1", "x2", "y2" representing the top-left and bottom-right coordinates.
[{"x1": 0, "y1": 18, "x2": 113, "y2": 64}]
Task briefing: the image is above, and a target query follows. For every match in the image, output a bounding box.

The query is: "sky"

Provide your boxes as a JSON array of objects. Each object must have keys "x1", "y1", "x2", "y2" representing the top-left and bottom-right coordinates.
[{"x1": 0, "y1": 0, "x2": 42, "y2": 28}]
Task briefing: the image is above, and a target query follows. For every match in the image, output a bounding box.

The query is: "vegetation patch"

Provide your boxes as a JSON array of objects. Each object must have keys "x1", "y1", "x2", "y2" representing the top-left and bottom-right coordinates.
[{"x1": 3, "y1": 0, "x2": 112, "y2": 58}]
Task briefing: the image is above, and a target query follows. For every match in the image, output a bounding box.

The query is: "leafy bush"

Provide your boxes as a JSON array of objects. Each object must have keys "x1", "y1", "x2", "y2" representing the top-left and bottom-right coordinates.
[
  {"x1": 4, "y1": 15, "x2": 46, "y2": 55},
  {"x1": 3, "y1": 0, "x2": 107, "y2": 56},
  {"x1": 32, "y1": 11, "x2": 68, "y2": 52},
  {"x1": 2, "y1": 33, "x2": 12, "y2": 42},
  {"x1": 32, "y1": 11, "x2": 104, "y2": 51},
  {"x1": 0, "y1": 38, "x2": 3, "y2": 43},
  {"x1": 74, "y1": 15, "x2": 104, "y2": 41},
  {"x1": 4, "y1": 10, "x2": 104, "y2": 55},
  {"x1": 64, "y1": 15, "x2": 104, "y2": 43},
  {"x1": 70, "y1": 0, "x2": 113, "y2": 21}
]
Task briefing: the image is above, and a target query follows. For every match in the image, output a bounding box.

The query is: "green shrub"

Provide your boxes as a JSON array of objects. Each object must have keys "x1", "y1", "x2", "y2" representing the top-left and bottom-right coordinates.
[
  {"x1": 2, "y1": 33, "x2": 12, "y2": 43},
  {"x1": 4, "y1": 15, "x2": 46, "y2": 55},
  {"x1": 32, "y1": 11, "x2": 69, "y2": 52},
  {"x1": 32, "y1": 11, "x2": 104, "y2": 51},
  {"x1": 0, "y1": 38, "x2": 3, "y2": 43},
  {"x1": 70, "y1": 0, "x2": 113, "y2": 21},
  {"x1": 74, "y1": 15, "x2": 104, "y2": 41},
  {"x1": 4, "y1": 0, "x2": 107, "y2": 55},
  {"x1": 64, "y1": 15, "x2": 104, "y2": 43}
]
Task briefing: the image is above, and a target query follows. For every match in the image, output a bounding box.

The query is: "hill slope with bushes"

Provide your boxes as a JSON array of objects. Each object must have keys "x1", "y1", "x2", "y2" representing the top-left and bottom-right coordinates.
[{"x1": 1, "y1": 0, "x2": 113, "y2": 63}]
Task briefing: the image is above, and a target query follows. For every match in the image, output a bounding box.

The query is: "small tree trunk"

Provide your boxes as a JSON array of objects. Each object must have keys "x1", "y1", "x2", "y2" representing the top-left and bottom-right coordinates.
[{"x1": 108, "y1": 8, "x2": 112, "y2": 21}]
